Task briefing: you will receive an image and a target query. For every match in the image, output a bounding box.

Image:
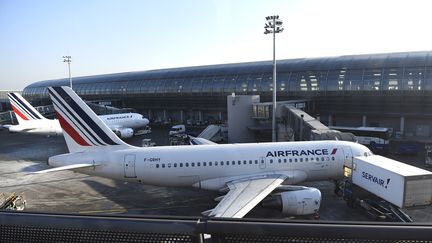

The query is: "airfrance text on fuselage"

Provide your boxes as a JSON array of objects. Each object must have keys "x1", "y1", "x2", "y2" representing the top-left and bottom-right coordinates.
[
  {"x1": 266, "y1": 148, "x2": 336, "y2": 157},
  {"x1": 106, "y1": 115, "x2": 132, "y2": 120}
]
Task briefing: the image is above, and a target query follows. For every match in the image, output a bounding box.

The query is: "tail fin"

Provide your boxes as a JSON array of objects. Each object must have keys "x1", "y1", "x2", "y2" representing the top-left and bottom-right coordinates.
[
  {"x1": 8, "y1": 93, "x2": 45, "y2": 124},
  {"x1": 47, "y1": 86, "x2": 130, "y2": 153}
]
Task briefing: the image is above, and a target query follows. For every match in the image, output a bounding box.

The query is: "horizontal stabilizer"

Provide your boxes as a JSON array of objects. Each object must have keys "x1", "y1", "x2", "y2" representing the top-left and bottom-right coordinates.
[{"x1": 33, "y1": 163, "x2": 100, "y2": 174}]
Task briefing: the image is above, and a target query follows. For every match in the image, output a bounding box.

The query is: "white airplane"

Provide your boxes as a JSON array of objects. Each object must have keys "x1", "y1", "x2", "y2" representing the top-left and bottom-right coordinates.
[
  {"x1": 37, "y1": 86, "x2": 373, "y2": 218},
  {"x1": 4, "y1": 92, "x2": 149, "y2": 139}
]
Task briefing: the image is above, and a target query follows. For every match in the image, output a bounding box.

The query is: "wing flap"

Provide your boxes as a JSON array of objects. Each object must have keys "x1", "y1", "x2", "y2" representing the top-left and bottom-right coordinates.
[
  {"x1": 209, "y1": 174, "x2": 287, "y2": 218},
  {"x1": 33, "y1": 163, "x2": 100, "y2": 174}
]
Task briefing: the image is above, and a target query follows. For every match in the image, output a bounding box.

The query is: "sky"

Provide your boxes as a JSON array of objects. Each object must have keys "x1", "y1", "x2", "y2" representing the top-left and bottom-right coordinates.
[{"x1": 1, "y1": 0, "x2": 432, "y2": 90}]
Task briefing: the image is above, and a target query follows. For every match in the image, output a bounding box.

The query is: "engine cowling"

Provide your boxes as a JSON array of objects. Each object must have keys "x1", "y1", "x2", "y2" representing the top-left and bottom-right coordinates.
[
  {"x1": 262, "y1": 187, "x2": 321, "y2": 215},
  {"x1": 114, "y1": 128, "x2": 134, "y2": 139}
]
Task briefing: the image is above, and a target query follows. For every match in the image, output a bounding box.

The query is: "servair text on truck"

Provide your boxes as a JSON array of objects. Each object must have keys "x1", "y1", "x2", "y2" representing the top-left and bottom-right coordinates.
[{"x1": 350, "y1": 155, "x2": 432, "y2": 208}]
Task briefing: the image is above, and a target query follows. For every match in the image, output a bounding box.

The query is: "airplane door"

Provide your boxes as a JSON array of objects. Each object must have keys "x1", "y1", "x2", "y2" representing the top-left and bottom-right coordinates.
[
  {"x1": 342, "y1": 146, "x2": 353, "y2": 168},
  {"x1": 124, "y1": 154, "x2": 137, "y2": 178},
  {"x1": 259, "y1": 157, "x2": 266, "y2": 169}
]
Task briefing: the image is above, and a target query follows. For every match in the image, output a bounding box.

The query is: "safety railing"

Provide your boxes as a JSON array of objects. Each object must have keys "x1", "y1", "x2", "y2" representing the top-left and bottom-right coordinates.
[{"x1": 1, "y1": 212, "x2": 432, "y2": 243}]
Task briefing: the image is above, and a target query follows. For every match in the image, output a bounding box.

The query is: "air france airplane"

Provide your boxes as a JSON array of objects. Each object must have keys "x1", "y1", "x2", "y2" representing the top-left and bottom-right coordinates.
[
  {"x1": 37, "y1": 86, "x2": 373, "y2": 218},
  {"x1": 4, "y1": 93, "x2": 149, "y2": 139}
]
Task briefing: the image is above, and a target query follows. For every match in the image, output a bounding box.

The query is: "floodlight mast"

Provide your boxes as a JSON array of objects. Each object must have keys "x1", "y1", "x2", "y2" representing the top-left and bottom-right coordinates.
[
  {"x1": 63, "y1": 56, "x2": 72, "y2": 89},
  {"x1": 264, "y1": 15, "x2": 283, "y2": 142}
]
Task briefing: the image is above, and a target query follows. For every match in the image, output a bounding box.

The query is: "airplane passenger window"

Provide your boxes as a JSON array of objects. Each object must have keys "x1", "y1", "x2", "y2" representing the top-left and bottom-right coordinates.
[
  {"x1": 197, "y1": 162, "x2": 201, "y2": 166},
  {"x1": 162, "y1": 164, "x2": 165, "y2": 168},
  {"x1": 174, "y1": 163, "x2": 177, "y2": 168},
  {"x1": 179, "y1": 163, "x2": 183, "y2": 167},
  {"x1": 243, "y1": 160, "x2": 247, "y2": 165},
  {"x1": 221, "y1": 161, "x2": 224, "y2": 165},
  {"x1": 294, "y1": 159, "x2": 298, "y2": 162},
  {"x1": 209, "y1": 162, "x2": 212, "y2": 166},
  {"x1": 237, "y1": 161, "x2": 241, "y2": 165},
  {"x1": 203, "y1": 162, "x2": 207, "y2": 166},
  {"x1": 249, "y1": 160, "x2": 252, "y2": 164},
  {"x1": 300, "y1": 158, "x2": 303, "y2": 162},
  {"x1": 332, "y1": 157, "x2": 335, "y2": 161},
  {"x1": 185, "y1": 163, "x2": 189, "y2": 167},
  {"x1": 156, "y1": 164, "x2": 159, "y2": 168},
  {"x1": 270, "y1": 159, "x2": 273, "y2": 163},
  {"x1": 278, "y1": 159, "x2": 281, "y2": 163},
  {"x1": 191, "y1": 162, "x2": 195, "y2": 167},
  {"x1": 255, "y1": 160, "x2": 258, "y2": 164}
]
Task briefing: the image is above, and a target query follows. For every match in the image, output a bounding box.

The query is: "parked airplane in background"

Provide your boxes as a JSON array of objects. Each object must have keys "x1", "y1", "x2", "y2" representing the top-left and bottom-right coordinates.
[
  {"x1": 4, "y1": 92, "x2": 149, "y2": 139},
  {"x1": 36, "y1": 86, "x2": 373, "y2": 218}
]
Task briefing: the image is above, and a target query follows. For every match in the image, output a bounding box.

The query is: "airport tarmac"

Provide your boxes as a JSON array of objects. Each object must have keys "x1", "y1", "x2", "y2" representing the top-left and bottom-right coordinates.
[{"x1": 0, "y1": 127, "x2": 431, "y2": 222}]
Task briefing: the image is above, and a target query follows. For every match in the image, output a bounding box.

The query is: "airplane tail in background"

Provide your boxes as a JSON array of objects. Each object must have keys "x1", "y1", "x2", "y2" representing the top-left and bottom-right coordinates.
[
  {"x1": 8, "y1": 93, "x2": 45, "y2": 124},
  {"x1": 47, "y1": 86, "x2": 131, "y2": 153}
]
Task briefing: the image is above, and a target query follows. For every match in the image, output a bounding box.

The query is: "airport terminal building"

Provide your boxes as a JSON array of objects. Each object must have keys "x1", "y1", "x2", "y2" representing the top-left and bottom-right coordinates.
[{"x1": 23, "y1": 50, "x2": 432, "y2": 140}]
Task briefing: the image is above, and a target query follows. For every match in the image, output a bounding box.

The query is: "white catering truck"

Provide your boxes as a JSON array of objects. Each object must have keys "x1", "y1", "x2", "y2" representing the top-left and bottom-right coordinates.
[
  {"x1": 341, "y1": 155, "x2": 432, "y2": 221},
  {"x1": 351, "y1": 155, "x2": 432, "y2": 208}
]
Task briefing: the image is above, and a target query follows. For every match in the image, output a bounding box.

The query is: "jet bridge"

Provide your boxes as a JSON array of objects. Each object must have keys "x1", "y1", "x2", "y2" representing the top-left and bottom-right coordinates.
[
  {"x1": 228, "y1": 95, "x2": 355, "y2": 143},
  {"x1": 280, "y1": 104, "x2": 356, "y2": 142}
]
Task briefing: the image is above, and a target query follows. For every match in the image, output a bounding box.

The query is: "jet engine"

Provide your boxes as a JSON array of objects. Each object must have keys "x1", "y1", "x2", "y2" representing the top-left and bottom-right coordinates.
[
  {"x1": 262, "y1": 187, "x2": 321, "y2": 215},
  {"x1": 113, "y1": 128, "x2": 134, "y2": 139}
]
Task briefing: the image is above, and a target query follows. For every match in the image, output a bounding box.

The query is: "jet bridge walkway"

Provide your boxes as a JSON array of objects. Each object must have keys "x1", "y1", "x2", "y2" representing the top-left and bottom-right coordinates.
[{"x1": 280, "y1": 104, "x2": 356, "y2": 142}]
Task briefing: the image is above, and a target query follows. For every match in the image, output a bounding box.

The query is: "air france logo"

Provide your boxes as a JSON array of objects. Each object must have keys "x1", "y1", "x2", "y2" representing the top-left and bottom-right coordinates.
[
  {"x1": 266, "y1": 148, "x2": 337, "y2": 157},
  {"x1": 362, "y1": 172, "x2": 391, "y2": 189}
]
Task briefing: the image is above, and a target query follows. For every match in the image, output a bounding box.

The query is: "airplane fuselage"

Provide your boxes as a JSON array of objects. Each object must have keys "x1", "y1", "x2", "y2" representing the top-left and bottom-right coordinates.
[
  {"x1": 100, "y1": 113, "x2": 149, "y2": 131},
  {"x1": 7, "y1": 113, "x2": 148, "y2": 136},
  {"x1": 49, "y1": 140, "x2": 370, "y2": 190},
  {"x1": 8, "y1": 119, "x2": 62, "y2": 135}
]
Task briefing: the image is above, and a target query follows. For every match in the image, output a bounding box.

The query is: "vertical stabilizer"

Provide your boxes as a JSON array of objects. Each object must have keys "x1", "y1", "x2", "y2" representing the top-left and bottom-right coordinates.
[
  {"x1": 47, "y1": 86, "x2": 131, "y2": 153},
  {"x1": 8, "y1": 93, "x2": 45, "y2": 124}
]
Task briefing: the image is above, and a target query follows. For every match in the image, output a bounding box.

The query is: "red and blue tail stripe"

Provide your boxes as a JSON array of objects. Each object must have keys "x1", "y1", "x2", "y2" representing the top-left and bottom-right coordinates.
[
  {"x1": 48, "y1": 86, "x2": 121, "y2": 147},
  {"x1": 8, "y1": 93, "x2": 43, "y2": 121}
]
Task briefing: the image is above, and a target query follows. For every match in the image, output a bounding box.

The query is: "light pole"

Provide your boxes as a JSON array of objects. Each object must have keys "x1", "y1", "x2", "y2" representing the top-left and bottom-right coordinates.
[
  {"x1": 63, "y1": 56, "x2": 72, "y2": 89},
  {"x1": 264, "y1": 15, "x2": 283, "y2": 142}
]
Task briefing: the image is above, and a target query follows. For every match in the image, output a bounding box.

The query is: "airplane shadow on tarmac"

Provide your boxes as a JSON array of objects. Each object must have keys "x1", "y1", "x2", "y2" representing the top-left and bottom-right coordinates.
[
  {"x1": 81, "y1": 179, "x2": 221, "y2": 217},
  {"x1": 80, "y1": 179, "x2": 293, "y2": 219}
]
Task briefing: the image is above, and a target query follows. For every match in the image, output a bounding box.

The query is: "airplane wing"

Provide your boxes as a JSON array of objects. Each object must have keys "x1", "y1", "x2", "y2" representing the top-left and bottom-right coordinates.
[
  {"x1": 189, "y1": 136, "x2": 217, "y2": 145},
  {"x1": 32, "y1": 163, "x2": 100, "y2": 174},
  {"x1": 207, "y1": 174, "x2": 287, "y2": 218}
]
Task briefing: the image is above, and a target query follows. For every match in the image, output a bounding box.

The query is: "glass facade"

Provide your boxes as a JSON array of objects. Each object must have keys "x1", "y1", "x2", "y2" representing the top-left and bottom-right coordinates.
[{"x1": 22, "y1": 51, "x2": 432, "y2": 99}]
